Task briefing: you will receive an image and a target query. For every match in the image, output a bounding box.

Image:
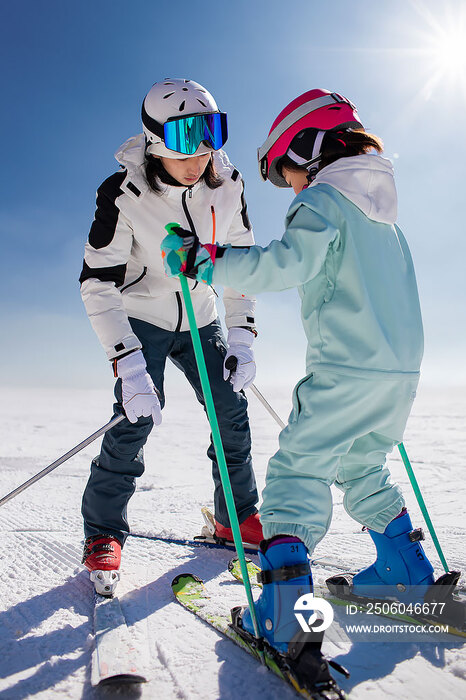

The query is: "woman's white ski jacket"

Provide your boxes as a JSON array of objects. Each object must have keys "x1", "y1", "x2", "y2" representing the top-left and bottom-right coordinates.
[{"x1": 80, "y1": 134, "x2": 256, "y2": 360}]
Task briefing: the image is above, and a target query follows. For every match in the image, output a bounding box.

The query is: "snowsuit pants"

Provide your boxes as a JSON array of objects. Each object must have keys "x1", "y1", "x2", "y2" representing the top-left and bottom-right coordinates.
[
  {"x1": 259, "y1": 369, "x2": 419, "y2": 553},
  {"x1": 82, "y1": 318, "x2": 258, "y2": 544}
]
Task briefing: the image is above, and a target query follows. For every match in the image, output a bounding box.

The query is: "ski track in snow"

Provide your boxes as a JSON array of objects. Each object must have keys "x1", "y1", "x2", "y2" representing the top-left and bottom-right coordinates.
[{"x1": 0, "y1": 382, "x2": 464, "y2": 699}]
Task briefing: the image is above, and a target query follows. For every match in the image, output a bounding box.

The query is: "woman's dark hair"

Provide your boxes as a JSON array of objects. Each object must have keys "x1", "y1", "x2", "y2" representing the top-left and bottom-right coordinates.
[
  {"x1": 278, "y1": 128, "x2": 384, "y2": 179},
  {"x1": 145, "y1": 154, "x2": 224, "y2": 193}
]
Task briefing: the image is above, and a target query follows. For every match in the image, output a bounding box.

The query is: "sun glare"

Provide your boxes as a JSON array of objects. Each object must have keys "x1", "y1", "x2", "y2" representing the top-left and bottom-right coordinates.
[
  {"x1": 413, "y1": 1, "x2": 466, "y2": 98},
  {"x1": 431, "y1": 26, "x2": 466, "y2": 77}
]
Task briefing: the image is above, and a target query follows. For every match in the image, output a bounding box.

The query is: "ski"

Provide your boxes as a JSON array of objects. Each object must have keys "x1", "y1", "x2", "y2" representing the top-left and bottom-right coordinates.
[
  {"x1": 172, "y1": 573, "x2": 346, "y2": 700},
  {"x1": 130, "y1": 507, "x2": 259, "y2": 553},
  {"x1": 129, "y1": 530, "x2": 259, "y2": 553},
  {"x1": 129, "y1": 531, "x2": 362, "y2": 574},
  {"x1": 91, "y1": 592, "x2": 147, "y2": 686},
  {"x1": 228, "y1": 556, "x2": 466, "y2": 638}
]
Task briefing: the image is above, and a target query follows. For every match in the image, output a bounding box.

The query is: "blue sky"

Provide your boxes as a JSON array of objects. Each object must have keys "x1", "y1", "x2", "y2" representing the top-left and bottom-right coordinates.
[{"x1": 1, "y1": 0, "x2": 465, "y2": 389}]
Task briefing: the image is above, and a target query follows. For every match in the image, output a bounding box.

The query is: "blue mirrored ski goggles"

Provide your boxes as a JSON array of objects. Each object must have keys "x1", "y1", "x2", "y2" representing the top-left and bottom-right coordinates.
[{"x1": 163, "y1": 112, "x2": 228, "y2": 155}]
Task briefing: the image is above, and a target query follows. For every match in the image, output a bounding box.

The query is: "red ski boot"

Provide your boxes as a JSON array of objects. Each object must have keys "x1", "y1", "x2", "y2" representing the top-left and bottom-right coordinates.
[
  {"x1": 82, "y1": 534, "x2": 121, "y2": 596},
  {"x1": 215, "y1": 512, "x2": 263, "y2": 546}
]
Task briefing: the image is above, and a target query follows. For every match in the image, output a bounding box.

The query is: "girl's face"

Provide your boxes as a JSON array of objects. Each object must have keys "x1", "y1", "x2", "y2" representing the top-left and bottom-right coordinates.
[
  {"x1": 282, "y1": 165, "x2": 309, "y2": 195},
  {"x1": 160, "y1": 153, "x2": 211, "y2": 186}
]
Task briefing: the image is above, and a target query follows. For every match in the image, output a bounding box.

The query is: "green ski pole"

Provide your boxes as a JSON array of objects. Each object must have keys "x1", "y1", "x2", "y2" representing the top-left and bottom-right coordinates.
[
  {"x1": 164, "y1": 223, "x2": 264, "y2": 657},
  {"x1": 398, "y1": 442, "x2": 449, "y2": 573}
]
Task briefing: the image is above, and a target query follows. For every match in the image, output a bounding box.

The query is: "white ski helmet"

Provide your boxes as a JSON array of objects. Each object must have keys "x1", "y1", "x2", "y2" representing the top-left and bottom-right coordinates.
[{"x1": 142, "y1": 78, "x2": 228, "y2": 159}]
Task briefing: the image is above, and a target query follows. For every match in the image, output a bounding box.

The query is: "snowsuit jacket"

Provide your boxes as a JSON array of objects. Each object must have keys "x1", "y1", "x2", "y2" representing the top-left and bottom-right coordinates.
[
  {"x1": 80, "y1": 134, "x2": 256, "y2": 360},
  {"x1": 213, "y1": 154, "x2": 424, "y2": 379}
]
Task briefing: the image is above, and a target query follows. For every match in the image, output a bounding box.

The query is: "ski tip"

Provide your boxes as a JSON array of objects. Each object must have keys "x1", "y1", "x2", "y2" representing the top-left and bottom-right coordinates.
[
  {"x1": 172, "y1": 573, "x2": 209, "y2": 603},
  {"x1": 172, "y1": 573, "x2": 203, "y2": 586},
  {"x1": 98, "y1": 673, "x2": 147, "y2": 686},
  {"x1": 227, "y1": 556, "x2": 253, "y2": 573}
]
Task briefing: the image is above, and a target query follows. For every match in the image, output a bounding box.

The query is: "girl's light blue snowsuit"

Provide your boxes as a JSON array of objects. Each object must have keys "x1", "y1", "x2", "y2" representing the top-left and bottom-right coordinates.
[{"x1": 212, "y1": 154, "x2": 423, "y2": 554}]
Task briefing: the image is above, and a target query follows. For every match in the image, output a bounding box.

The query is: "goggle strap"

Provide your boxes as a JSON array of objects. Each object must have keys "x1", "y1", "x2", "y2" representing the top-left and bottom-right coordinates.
[
  {"x1": 257, "y1": 94, "x2": 338, "y2": 161},
  {"x1": 312, "y1": 130, "x2": 326, "y2": 160},
  {"x1": 141, "y1": 103, "x2": 164, "y2": 140},
  {"x1": 286, "y1": 130, "x2": 325, "y2": 167},
  {"x1": 287, "y1": 149, "x2": 318, "y2": 169}
]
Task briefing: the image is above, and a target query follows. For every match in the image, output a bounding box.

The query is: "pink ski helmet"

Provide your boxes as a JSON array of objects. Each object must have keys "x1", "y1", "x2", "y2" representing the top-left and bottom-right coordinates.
[{"x1": 258, "y1": 89, "x2": 363, "y2": 187}]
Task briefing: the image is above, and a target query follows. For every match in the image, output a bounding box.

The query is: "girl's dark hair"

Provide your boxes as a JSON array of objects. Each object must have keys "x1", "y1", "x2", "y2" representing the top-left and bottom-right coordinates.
[
  {"x1": 145, "y1": 154, "x2": 224, "y2": 193},
  {"x1": 278, "y1": 128, "x2": 384, "y2": 179}
]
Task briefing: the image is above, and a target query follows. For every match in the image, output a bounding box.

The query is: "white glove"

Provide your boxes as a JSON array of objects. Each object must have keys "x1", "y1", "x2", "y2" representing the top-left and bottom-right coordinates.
[
  {"x1": 116, "y1": 350, "x2": 162, "y2": 425},
  {"x1": 223, "y1": 327, "x2": 256, "y2": 392}
]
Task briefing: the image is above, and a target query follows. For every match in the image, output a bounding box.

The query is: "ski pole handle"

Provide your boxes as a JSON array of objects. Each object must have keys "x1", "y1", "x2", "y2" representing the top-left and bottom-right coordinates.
[
  {"x1": 0, "y1": 414, "x2": 125, "y2": 508},
  {"x1": 224, "y1": 356, "x2": 237, "y2": 371},
  {"x1": 224, "y1": 355, "x2": 237, "y2": 380}
]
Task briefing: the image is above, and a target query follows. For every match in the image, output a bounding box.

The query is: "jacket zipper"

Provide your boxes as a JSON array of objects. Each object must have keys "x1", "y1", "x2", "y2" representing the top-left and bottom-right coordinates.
[
  {"x1": 174, "y1": 188, "x2": 197, "y2": 331},
  {"x1": 182, "y1": 187, "x2": 196, "y2": 232}
]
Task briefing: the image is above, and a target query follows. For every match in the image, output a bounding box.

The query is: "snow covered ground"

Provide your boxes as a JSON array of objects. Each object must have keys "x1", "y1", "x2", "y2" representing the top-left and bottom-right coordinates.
[{"x1": 0, "y1": 377, "x2": 465, "y2": 699}]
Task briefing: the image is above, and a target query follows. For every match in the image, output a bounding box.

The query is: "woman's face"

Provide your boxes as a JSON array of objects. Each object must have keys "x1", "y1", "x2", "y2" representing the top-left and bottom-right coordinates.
[
  {"x1": 160, "y1": 153, "x2": 211, "y2": 186},
  {"x1": 282, "y1": 165, "x2": 309, "y2": 195}
]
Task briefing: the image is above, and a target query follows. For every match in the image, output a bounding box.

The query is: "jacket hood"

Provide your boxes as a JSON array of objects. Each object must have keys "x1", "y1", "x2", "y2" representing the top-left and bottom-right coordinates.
[
  {"x1": 310, "y1": 154, "x2": 397, "y2": 224},
  {"x1": 114, "y1": 133, "x2": 146, "y2": 169}
]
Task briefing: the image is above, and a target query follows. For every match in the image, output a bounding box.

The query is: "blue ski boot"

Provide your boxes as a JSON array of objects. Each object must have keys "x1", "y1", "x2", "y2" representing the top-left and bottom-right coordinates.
[
  {"x1": 327, "y1": 510, "x2": 435, "y2": 603},
  {"x1": 231, "y1": 536, "x2": 348, "y2": 698},
  {"x1": 234, "y1": 535, "x2": 313, "y2": 651}
]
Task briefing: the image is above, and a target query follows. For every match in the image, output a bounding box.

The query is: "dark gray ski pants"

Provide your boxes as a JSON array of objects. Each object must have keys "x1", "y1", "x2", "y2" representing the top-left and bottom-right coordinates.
[{"x1": 82, "y1": 318, "x2": 258, "y2": 544}]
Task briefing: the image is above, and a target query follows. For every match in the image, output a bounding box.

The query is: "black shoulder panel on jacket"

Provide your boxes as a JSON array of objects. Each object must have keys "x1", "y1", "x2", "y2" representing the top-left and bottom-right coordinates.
[
  {"x1": 231, "y1": 169, "x2": 239, "y2": 181},
  {"x1": 79, "y1": 260, "x2": 127, "y2": 287},
  {"x1": 88, "y1": 170, "x2": 127, "y2": 250}
]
